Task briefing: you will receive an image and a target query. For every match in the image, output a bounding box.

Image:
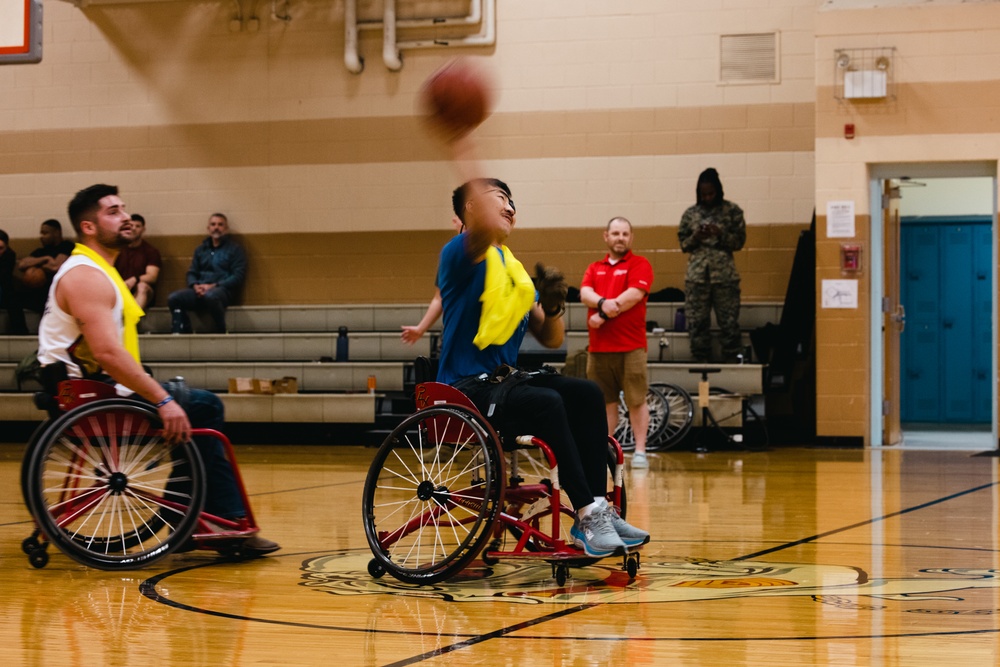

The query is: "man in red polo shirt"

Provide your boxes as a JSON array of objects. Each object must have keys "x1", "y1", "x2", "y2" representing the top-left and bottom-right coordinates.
[{"x1": 580, "y1": 217, "x2": 654, "y2": 468}]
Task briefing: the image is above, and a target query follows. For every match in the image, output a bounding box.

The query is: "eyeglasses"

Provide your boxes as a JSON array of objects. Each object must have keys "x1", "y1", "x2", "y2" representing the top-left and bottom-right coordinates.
[{"x1": 484, "y1": 187, "x2": 515, "y2": 213}]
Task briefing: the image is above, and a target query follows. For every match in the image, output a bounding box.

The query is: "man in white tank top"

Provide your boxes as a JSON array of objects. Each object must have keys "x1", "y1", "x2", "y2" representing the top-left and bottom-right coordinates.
[{"x1": 37, "y1": 184, "x2": 279, "y2": 557}]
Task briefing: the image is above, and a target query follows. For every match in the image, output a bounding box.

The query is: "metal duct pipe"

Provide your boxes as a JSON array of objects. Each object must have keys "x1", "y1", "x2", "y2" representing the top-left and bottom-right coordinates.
[
  {"x1": 344, "y1": 0, "x2": 364, "y2": 74},
  {"x1": 383, "y1": 0, "x2": 402, "y2": 72}
]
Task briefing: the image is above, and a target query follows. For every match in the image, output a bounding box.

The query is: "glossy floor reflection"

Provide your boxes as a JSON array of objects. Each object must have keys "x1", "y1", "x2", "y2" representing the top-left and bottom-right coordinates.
[{"x1": 3, "y1": 442, "x2": 999, "y2": 666}]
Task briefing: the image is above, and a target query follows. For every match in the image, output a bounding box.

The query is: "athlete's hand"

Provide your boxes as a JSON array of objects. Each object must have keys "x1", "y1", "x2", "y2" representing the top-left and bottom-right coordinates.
[{"x1": 158, "y1": 400, "x2": 191, "y2": 443}]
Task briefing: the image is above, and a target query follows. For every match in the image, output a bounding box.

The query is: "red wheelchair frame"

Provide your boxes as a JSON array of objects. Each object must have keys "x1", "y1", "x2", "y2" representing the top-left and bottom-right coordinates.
[
  {"x1": 20, "y1": 379, "x2": 261, "y2": 570},
  {"x1": 362, "y1": 381, "x2": 641, "y2": 586}
]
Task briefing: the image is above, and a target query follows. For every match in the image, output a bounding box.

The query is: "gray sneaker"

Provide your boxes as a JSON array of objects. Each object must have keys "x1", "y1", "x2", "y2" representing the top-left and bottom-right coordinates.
[
  {"x1": 598, "y1": 499, "x2": 650, "y2": 548},
  {"x1": 571, "y1": 509, "x2": 626, "y2": 557}
]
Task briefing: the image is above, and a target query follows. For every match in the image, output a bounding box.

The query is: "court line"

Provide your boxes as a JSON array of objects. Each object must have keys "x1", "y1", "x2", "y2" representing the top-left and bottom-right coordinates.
[
  {"x1": 388, "y1": 478, "x2": 1000, "y2": 663},
  {"x1": 378, "y1": 603, "x2": 600, "y2": 667},
  {"x1": 736, "y1": 480, "x2": 999, "y2": 561}
]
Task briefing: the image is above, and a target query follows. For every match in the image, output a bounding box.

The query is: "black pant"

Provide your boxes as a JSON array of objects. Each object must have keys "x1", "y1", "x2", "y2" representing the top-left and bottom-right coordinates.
[{"x1": 462, "y1": 373, "x2": 609, "y2": 510}]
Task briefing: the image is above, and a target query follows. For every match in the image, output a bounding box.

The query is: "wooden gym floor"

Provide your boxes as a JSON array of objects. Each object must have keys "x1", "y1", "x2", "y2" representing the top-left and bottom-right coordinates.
[{"x1": 3, "y1": 441, "x2": 1000, "y2": 666}]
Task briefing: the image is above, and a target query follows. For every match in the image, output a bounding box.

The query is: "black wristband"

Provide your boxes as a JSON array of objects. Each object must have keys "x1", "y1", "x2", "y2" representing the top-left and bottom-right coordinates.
[{"x1": 596, "y1": 298, "x2": 609, "y2": 320}]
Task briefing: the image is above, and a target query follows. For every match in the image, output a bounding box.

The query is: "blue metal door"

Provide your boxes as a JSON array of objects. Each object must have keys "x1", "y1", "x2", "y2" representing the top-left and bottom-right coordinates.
[{"x1": 900, "y1": 217, "x2": 991, "y2": 424}]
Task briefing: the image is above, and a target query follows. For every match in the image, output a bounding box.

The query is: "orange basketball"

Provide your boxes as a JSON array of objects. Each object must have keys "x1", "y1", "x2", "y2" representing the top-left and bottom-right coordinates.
[
  {"x1": 21, "y1": 266, "x2": 47, "y2": 289},
  {"x1": 419, "y1": 58, "x2": 494, "y2": 139}
]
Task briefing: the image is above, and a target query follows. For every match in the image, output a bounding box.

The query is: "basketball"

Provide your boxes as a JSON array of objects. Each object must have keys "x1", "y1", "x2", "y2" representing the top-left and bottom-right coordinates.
[
  {"x1": 21, "y1": 266, "x2": 47, "y2": 289},
  {"x1": 419, "y1": 58, "x2": 494, "y2": 139}
]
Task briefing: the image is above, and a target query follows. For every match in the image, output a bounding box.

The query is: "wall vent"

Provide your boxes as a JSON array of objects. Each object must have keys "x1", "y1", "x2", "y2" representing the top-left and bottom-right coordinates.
[{"x1": 720, "y1": 32, "x2": 778, "y2": 84}]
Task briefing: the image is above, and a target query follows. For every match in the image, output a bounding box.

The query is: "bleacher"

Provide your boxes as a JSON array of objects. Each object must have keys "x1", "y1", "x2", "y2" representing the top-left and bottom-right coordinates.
[{"x1": 0, "y1": 302, "x2": 778, "y2": 428}]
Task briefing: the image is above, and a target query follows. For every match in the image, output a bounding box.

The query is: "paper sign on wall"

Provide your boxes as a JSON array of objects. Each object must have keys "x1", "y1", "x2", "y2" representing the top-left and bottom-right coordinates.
[
  {"x1": 822, "y1": 279, "x2": 858, "y2": 309},
  {"x1": 826, "y1": 201, "x2": 855, "y2": 238}
]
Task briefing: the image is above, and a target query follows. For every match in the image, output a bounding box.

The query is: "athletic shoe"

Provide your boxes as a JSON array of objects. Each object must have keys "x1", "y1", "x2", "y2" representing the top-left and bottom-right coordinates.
[
  {"x1": 241, "y1": 535, "x2": 281, "y2": 557},
  {"x1": 631, "y1": 451, "x2": 649, "y2": 468},
  {"x1": 597, "y1": 499, "x2": 650, "y2": 548},
  {"x1": 571, "y1": 509, "x2": 626, "y2": 557}
]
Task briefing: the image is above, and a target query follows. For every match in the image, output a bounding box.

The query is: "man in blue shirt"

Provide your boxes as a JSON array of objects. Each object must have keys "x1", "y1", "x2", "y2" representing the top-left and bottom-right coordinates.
[
  {"x1": 168, "y1": 213, "x2": 247, "y2": 334},
  {"x1": 436, "y1": 178, "x2": 650, "y2": 558}
]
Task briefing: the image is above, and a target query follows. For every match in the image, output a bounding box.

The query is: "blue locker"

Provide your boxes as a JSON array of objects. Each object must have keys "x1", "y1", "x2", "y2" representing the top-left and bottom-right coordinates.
[{"x1": 900, "y1": 217, "x2": 991, "y2": 424}]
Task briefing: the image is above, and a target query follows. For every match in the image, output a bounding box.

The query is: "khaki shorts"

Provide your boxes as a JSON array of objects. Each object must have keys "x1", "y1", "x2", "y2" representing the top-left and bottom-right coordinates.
[{"x1": 586, "y1": 348, "x2": 648, "y2": 406}]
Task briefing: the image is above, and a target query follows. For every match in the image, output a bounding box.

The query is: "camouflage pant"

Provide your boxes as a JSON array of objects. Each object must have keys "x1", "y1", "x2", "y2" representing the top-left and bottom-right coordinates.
[{"x1": 685, "y1": 280, "x2": 741, "y2": 362}]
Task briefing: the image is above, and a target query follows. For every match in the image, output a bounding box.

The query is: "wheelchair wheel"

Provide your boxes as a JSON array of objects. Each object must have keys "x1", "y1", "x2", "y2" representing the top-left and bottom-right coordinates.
[
  {"x1": 23, "y1": 399, "x2": 206, "y2": 569},
  {"x1": 614, "y1": 385, "x2": 669, "y2": 452},
  {"x1": 363, "y1": 405, "x2": 504, "y2": 584},
  {"x1": 648, "y1": 383, "x2": 694, "y2": 451}
]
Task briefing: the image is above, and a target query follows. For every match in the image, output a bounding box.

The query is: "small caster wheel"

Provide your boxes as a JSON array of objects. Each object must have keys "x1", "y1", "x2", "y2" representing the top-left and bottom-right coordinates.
[
  {"x1": 481, "y1": 540, "x2": 501, "y2": 565},
  {"x1": 29, "y1": 548, "x2": 49, "y2": 569},
  {"x1": 368, "y1": 558, "x2": 386, "y2": 579},
  {"x1": 22, "y1": 536, "x2": 40, "y2": 555},
  {"x1": 555, "y1": 564, "x2": 568, "y2": 586},
  {"x1": 626, "y1": 556, "x2": 638, "y2": 579}
]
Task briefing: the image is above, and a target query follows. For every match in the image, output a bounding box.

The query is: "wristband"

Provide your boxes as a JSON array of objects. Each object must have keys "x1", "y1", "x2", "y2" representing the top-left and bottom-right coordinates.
[
  {"x1": 543, "y1": 304, "x2": 565, "y2": 318},
  {"x1": 596, "y1": 298, "x2": 609, "y2": 320},
  {"x1": 155, "y1": 395, "x2": 175, "y2": 408}
]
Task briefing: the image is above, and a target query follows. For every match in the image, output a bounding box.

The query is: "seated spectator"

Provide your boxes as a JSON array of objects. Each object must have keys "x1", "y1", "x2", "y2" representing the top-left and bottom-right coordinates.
[
  {"x1": 167, "y1": 213, "x2": 247, "y2": 334},
  {"x1": 7, "y1": 219, "x2": 74, "y2": 335},
  {"x1": 0, "y1": 229, "x2": 16, "y2": 333},
  {"x1": 114, "y1": 213, "x2": 162, "y2": 312}
]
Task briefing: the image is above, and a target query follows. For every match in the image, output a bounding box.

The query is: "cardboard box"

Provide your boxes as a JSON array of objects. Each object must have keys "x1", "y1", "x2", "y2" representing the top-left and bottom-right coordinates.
[
  {"x1": 229, "y1": 377, "x2": 255, "y2": 394},
  {"x1": 228, "y1": 376, "x2": 299, "y2": 395}
]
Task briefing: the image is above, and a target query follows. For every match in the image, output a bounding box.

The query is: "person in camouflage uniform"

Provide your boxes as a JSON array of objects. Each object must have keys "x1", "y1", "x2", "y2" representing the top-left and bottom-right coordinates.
[{"x1": 678, "y1": 168, "x2": 746, "y2": 363}]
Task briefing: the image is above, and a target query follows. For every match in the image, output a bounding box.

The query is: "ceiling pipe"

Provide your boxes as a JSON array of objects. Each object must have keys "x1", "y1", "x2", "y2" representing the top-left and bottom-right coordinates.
[
  {"x1": 358, "y1": 0, "x2": 480, "y2": 31},
  {"x1": 344, "y1": 0, "x2": 364, "y2": 74},
  {"x1": 383, "y1": 0, "x2": 403, "y2": 72},
  {"x1": 395, "y1": 0, "x2": 495, "y2": 51}
]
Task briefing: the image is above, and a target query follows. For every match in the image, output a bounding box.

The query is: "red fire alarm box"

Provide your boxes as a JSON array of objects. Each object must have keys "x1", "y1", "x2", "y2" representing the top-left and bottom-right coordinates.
[{"x1": 841, "y1": 243, "x2": 862, "y2": 274}]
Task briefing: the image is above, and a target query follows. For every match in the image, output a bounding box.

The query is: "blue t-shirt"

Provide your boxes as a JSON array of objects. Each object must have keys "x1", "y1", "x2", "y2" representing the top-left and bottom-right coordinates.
[{"x1": 436, "y1": 235, "x2": 530, "y2": 385}]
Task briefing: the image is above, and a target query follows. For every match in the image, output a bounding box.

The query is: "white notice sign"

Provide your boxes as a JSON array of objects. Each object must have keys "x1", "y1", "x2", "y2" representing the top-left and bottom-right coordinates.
[
  {"x1": 826, "y1": 201, "x2": 855, "y2": 238},
  {"x1": 822, "y1": 279, "x2": 858, "y2": 309}
]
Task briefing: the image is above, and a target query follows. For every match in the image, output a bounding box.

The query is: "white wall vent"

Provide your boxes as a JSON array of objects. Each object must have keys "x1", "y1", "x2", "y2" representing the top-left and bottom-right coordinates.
[{"x1": 720, "y1": 32, "x2": 779, "y2": 84}]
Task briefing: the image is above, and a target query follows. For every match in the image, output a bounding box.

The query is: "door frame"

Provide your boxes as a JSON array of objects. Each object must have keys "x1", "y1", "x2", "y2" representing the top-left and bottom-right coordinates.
[{"x1": 869, "y1": 161, "x2": 998, "y2": 448}]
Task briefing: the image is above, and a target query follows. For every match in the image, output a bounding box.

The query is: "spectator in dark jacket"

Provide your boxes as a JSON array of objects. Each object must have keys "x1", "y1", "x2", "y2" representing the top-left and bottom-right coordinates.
[{"x1": 167, "y1": 213, "x2": 247, "y2": 334}]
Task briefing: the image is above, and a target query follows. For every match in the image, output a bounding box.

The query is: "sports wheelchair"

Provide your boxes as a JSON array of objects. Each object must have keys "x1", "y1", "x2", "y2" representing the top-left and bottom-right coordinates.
[
  {"x1": 20, "y1": 378, "x2": 261, "y2": 570},
  {"x1": 362, "y1": 380, "x2": 642, "y2": 586}
]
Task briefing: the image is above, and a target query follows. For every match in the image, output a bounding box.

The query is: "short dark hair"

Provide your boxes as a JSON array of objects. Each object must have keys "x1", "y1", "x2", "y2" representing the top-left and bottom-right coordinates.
[
  {"x1": 68, "y1": 184, "x2": 119, "y2": 235},
  {"x1": 130, "y1": 213, "x2": 146, "y2": 225},
  {"x1": 451, "y1": 178, "x2": 513, "y2": 223},
  {"x1": 0, "y1": 229, "x2": 8, "y2": 245},
  {"x1": 209, "y1": 212, "x2": 228, "y2": 223},
  {"x1": 41, "y1": 219, "x2": 61, "y2": 232}
]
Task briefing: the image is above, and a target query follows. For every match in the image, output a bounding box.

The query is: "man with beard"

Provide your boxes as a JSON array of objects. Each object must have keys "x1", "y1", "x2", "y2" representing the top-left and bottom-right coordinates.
[
  {"x1": 580, "y1": 217, "x2": 654, "y2": 468},
  {"x1": 36, "y1": 184, "x2": 278, "y2": 556}
]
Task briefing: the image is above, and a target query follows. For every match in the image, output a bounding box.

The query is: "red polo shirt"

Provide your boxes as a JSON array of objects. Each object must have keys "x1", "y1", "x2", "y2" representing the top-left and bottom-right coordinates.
[{"x1": 581, "y1": 250, "x2": 653, "y2": 352}]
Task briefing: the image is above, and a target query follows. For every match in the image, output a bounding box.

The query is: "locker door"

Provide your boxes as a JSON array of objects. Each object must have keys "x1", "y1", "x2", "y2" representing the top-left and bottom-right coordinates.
[
  {"x1": 900, "y1": 224, "x2": 941, "y2": 422},
  {"x1": 972, "y1": 223, "x2": 992, "y2": 422},
  {"x1": 941, "y1": 224, "x2": 974, "y2": 421}
]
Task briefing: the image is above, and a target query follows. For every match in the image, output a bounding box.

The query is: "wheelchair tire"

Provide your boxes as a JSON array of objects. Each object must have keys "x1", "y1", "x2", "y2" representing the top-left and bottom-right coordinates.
[
  {"x1": 23, "y1": 399, "x2": 206, "y2": 570},
  {"x1": 614, "y1": 385, "x2": 670, "y2": 452},
  {"x1": 648, "y1": 383, "x2": 695, "y2": 451},
  {"x1": 363, "y1": 405, "x2": 504, "y2": 585}
]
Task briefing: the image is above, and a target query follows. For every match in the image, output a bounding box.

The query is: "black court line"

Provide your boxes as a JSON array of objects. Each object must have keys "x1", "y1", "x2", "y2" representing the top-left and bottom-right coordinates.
[
  {"x1": 379, "y1": 603, "x2": 600, "y2": 667},
  {"x1": 135, "y1": 480, "x2": 1000, "y2": 665},
  {"x1": 737, "y1": 480, "x2": 999, "y2": 561},
  {"x1": 249, "y1": 478, "x2": 364, "y2": 497},
  {"x1": 387, "y1": 479, "x2": 1000, "y2": 664}
]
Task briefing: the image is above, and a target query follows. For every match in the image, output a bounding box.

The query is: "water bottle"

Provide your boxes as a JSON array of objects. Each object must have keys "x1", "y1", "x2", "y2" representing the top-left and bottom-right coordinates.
[
  {"x1": 674, "y1": 307, "x2": 686, "y2": 332},
  {"x1": 336, "y1": 326, "x2": 349, "y2": 362}
]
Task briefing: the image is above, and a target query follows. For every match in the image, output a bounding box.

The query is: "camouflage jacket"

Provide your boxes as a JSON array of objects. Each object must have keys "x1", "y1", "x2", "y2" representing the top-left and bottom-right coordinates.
[{"x1": 678, "y1": 200, "x2": 746, "y2": 284}]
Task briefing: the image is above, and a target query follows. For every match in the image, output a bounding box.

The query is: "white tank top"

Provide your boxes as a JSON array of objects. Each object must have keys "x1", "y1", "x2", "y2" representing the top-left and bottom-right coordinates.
[{"x1": 38, "y1": 254, "x2": 125, "y2": 384}]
